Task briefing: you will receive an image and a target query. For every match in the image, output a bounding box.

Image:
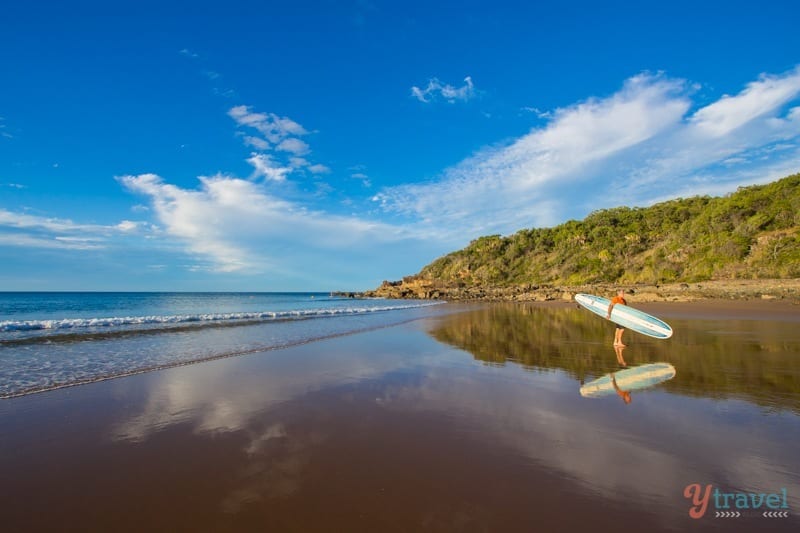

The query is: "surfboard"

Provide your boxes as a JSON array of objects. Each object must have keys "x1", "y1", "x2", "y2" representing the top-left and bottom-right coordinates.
[
  {"x1": 574, "y1": 293, "x2": 673, "y2": 339},
  {"x1": 580, "y1": 362, "x2": 676, "y2": 397}
]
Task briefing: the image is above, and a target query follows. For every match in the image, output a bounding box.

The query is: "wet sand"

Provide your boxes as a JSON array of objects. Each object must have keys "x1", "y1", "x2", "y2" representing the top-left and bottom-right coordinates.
[{"x1": 1, "y1": 300, "x2": 799, "y2": 532}]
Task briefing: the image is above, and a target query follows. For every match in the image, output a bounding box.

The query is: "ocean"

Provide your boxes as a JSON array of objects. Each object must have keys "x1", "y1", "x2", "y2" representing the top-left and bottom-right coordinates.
[{"x1": 0, "y1": 292, "x2": 445, "y2": 398}]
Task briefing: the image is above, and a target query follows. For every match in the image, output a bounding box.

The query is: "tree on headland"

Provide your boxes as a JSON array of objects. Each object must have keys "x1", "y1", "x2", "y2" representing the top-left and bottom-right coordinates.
[{"x1": 416, "y1": 173, "x2": 800, "y2": 288}]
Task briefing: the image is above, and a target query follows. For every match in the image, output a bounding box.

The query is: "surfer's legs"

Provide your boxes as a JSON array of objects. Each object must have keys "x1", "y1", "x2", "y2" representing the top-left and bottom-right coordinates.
[{"x1": 613, "y1": 325, "x2": 626, "y2": 346}]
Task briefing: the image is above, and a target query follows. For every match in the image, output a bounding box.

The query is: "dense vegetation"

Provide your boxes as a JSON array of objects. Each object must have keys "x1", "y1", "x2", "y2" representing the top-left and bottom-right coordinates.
[{"x1": 418, "y1": 173, "x2": 800, "y2": 286}]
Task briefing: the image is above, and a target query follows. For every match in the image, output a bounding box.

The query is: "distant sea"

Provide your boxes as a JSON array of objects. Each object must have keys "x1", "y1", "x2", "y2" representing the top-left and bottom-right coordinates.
[{"x1": 0, "y1": 292, "x2": 444, "y2": 398}]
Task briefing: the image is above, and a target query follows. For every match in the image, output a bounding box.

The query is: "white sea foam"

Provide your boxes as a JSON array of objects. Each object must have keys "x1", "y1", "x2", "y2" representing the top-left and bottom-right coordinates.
[{"x1": 0, "y1": 302, "x2": 442, "y2": 332}]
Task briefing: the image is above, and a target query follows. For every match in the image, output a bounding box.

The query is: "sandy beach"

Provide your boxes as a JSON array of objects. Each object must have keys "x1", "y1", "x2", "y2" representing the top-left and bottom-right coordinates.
[{"x1": 1, "y1": 300, "x2": 799, "y2": 532}]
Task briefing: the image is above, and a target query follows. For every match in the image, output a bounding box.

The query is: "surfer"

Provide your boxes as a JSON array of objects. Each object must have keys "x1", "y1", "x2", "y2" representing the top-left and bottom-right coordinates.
[
  {"x1": 606, "y1": 289, "x2": 627, "y2": 347},
  {"x1": 611, "y1": 374, "x2": 632, "y2": 404}
]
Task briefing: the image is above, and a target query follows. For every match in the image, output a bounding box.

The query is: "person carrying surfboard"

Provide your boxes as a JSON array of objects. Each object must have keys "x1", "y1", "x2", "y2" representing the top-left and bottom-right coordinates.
[{"x1": 606, "y1": 289, "x2": 627, "y2": 347}]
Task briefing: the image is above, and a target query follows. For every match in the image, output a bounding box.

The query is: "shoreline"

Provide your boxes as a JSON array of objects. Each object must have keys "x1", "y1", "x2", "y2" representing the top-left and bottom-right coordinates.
[
  {"x1": 353, "y1": 278, "x2": 800, "y2": 303},
  {"x1": 4, "y1": 297, "x2": 794, "y2": 403}
]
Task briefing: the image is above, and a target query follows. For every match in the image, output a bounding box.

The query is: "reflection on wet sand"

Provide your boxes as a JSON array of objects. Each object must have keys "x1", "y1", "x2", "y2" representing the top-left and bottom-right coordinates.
[
  {"x1": 614, "y1": 344, "x2": 627, "y2": 367},
  {"x1": 428, "y1": 302, "x2": 800, "y2": 412},
  {"x1": 423, "y1": 304, "x2": 800, "y2": 523},
  {"x1": 580, "y1": 362, "x2": 677, "y2": 403},
  {"x1": 111, "y1": 328, "x2": 431, "y2": 441}
]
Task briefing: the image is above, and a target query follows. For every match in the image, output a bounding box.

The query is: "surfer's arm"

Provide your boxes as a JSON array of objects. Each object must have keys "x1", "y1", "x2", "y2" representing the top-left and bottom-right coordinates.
[{"x1": 607, "y1": 297, "x2": 625, "y2": 318}]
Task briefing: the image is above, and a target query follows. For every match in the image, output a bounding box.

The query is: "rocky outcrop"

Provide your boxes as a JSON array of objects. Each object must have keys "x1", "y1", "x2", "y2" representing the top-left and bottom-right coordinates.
[{"x1": 357, "y1": 278, "x2": 800, "y2": 303}]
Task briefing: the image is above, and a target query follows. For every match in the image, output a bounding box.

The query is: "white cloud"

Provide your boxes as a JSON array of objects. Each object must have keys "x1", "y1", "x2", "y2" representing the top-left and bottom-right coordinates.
[
  {"x1": 246, "y1": 153, "x2": 292, "y2": 182},
  {"x1": 119, "y1": 173, "x2": 417, "y2": 276},
  {"x1": 0, "y1": 234, "x2": 103, "y2": 250},
  {"x1": 615, "y1": 69, "x2": 800, "y2": 202},
  {"x1": 212, "y1": 87, "x2": 237, "y2": 99},
  {"x1": 308, "y1": 164, "x2": 331, "y2": 174},
  {"x1": 350, "y1": 172, "x2": 371, "y2": 187},
  {"x1": 690, "y1": 66, "x2": 800, "y2": 137},
  {"x1": 228, "y1": 105, "x2": 308, "y2": 143},
  {"x1": 242, "y1": 135, "x2": 270, "y2": 150},
  {"x1": 116, "y1": 220, "x2": 140, "y2": 232},
  {"x1": 0, "y1": 209, "x2": 104, "y2": 234},
  {"x1": 54, "y1": 236, "x2": 104, "y2": 245},
  {"x1": 383, "y1": 73, "x2": 690, "y2": 240},
  {"x1": 0, "y1": 208, "x2": 144, "y2": 250},
  {"x1": 276, "y1": 137, "x2": 310, "y2": 155},
  {"x1": 230, "y1": 105, "x2": 332, "y2": 184},
  {"x1": 521, "y1": 106, "x2": 553, "y2": 119},
  {"x1": 119, "y1": 174, "x2": 256, "y2": 272},
  {"x1": 379, "y1": 68, "x2": 800, "y2": 244},
  {"x1": 411, "y1": 76, "x2": 476, "y2": 104}
]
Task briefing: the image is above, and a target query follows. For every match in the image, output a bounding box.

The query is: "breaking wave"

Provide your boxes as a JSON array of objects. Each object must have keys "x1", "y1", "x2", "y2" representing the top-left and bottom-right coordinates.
[{"x1": 0, "y1": 302, "x2": 442, "y2": 334}]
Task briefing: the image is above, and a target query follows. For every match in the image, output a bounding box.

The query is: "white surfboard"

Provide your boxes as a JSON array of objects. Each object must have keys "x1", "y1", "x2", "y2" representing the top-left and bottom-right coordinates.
[{"x1": 575, "y1": 293, "x2": 673, "y2": 339}]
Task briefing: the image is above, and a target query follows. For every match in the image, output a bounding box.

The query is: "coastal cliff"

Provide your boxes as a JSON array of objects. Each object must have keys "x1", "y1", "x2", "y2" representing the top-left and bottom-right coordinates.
[{"x1": 359, "y1": 173, "x2": 800, "y2": 303}]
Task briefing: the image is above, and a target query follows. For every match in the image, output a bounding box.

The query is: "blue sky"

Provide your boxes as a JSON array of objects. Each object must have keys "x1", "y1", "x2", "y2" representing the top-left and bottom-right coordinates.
[{"x1": 1, "y1": 0, "x2": 799, "y2": 291}]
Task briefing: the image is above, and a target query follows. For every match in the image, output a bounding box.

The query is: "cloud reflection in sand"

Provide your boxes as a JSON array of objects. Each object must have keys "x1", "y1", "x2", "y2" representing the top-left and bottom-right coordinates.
[{"x1": 109, "y1": 305, "x2": 800, "y2": 521}]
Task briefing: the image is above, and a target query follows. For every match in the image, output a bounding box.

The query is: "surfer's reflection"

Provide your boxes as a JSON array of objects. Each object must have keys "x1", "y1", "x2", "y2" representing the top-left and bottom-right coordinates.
[
  {"x1": 611, "y1": 373, "x2": 632, "y2": 404},
  {"x1": 579, "y1": 362, "x2": 677, "y2": 402},
  {"x1": 612, "y1": 345, "x2": 632, "y2": 404},
  {"x1": 614, "y1": 344, "x2": 627, "y2": 368}
]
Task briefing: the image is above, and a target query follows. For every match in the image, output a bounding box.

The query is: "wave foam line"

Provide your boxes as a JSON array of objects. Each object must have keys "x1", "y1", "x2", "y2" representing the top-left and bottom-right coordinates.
[
  {"x1": 0, "y1": 314, "x2": 434, "y2": 399},
  {"x1": 0, "y1": 302, "x2": 443, "y2": 332}
]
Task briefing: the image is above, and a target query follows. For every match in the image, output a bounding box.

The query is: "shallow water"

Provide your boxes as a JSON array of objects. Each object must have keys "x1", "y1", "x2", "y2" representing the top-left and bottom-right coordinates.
[
  {"x1": 1, "y1": 301, "x2": 798, "y2": 531},
  {"x1": 0, "y1": 292, "x2": 443, "y2": 397}
]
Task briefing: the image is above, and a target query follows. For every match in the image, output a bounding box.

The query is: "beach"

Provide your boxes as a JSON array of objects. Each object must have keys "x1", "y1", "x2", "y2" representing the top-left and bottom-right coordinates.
[
  {"x1": 4, "y1": 3, "x2": 799, "y2": 532},
  {"x1": 1, "y1": 298, "x2": 799, "y2": 532}
]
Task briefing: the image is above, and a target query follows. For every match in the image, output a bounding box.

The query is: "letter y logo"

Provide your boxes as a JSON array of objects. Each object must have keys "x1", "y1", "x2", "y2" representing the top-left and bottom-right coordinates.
[{"x1": 684, "y1": 483, "x2": 712, "y2": 519}]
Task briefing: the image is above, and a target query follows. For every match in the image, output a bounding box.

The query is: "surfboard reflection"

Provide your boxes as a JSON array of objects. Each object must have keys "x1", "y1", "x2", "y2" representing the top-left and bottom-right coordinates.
[{"x1": 579, "y1": 362, "x2": 677, "y2": 404}]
